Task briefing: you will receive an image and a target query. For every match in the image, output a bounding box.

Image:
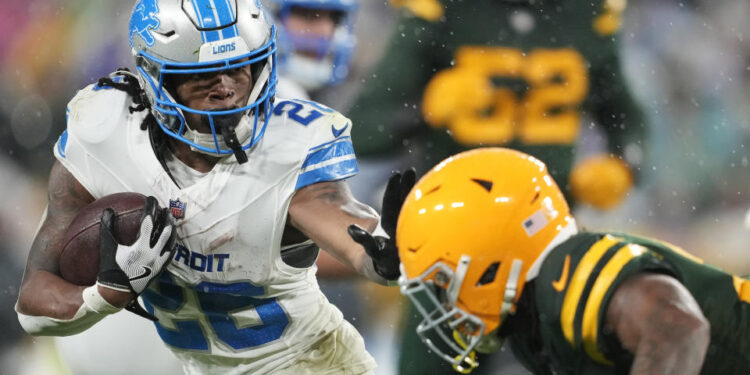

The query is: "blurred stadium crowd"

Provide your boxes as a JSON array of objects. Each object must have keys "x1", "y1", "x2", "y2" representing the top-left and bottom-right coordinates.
[{"x1": 0, "y1": 0, "x2": 749, "y2": 374}]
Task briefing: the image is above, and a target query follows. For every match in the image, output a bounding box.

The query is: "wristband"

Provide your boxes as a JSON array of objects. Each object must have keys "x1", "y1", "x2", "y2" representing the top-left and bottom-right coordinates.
[
  {"x1": 16, "y1": 286, "x2": 121, "y2": 336},
  {"x1": 83, "y1": 284, "x2": 122, "y2": 315}
]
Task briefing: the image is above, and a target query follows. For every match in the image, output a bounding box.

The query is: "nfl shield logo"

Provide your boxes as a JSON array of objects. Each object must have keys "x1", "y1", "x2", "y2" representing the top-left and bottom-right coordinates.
[{"x1": 169, "y1": 198, "x2": 186, "y2": 219}]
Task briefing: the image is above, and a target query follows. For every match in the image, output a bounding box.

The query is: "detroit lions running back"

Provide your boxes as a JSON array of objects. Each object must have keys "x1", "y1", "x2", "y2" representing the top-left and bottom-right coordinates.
[{"x1": 16, "y1": 1, "x2": 402, "y2": 374}]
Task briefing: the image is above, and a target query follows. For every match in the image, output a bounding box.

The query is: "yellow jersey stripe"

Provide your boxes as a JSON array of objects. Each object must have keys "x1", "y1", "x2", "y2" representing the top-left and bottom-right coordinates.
[
  {"x1": 581, "y1": 244, "x2": 646, "y2": 365},
  {"x1": 658, "y1": 240, "x2": 704, "y2": 264},
  {"x1": 561, "y1": 235, "x2": 621, "y2": 345}
]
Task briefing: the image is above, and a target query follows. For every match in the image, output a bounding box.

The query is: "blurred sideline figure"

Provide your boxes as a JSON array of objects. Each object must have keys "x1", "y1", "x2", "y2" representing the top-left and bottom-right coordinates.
[
  {"x1": 347, "y1": 0, "x2": 648, "y2": 372},
  {"x1": 397, "y1": 147, "x2": 750, "y2": 374},
  {"x1": 350, "y1": 0, "x2": 646, "y2": 205},
  {"x1": 0, "y1": 155, "x2": 38, "y2": 374}
]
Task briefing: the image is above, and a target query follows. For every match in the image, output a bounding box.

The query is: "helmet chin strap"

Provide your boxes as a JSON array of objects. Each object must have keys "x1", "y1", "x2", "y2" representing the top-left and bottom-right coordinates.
[
  {"x1": 447, "y1": 255, "x2": 472, "y2": 305},
  {"x1": 219, "y1": 118, "x2": 248, "y2": 163},
  {"x1": 181, "y1": 62, "x2": 273, "y2": 163},
  {"x1": 500, "y1": 259, "x2": 524, "y2": 318},
  {"x1": 186, "y1": 114, "x2": 252, "y2": 162}
]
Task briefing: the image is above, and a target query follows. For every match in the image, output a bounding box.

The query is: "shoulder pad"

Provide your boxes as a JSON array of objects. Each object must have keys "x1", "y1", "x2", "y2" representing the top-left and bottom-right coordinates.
[
  {"x1": 65, "y1": 82, "x2": 131, "y2": 144},
  {"x1": 54, "y1": 81, "x2": 139, "y2": 198},
  {"x1": 272, "y1": 98, "x2": 352, "y2": 143},
  {"x1": 276, "y1": 77, "x2": 311, "y2": 101},
  {"x1": 271, "y1": 99, "x2": 358, "y2": 190}
]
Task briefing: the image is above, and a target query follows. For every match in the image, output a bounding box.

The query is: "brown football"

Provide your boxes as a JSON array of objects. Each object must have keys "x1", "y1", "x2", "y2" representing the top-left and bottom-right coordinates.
[{"x1": 59, "y1": 192, "x2": 147, "y2": 286}]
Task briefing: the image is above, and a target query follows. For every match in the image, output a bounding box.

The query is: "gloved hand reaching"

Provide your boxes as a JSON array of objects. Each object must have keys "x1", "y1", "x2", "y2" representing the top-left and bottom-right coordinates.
[{"x1": 348, "y1": 168, "x2": 416, "y2": 280}]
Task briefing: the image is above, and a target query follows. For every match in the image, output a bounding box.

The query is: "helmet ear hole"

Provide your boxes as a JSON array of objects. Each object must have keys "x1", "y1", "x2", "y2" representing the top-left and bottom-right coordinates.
[
  {"x1": 476, "y1": 262, "x2": 500, "y2": 286},
  {"x1": 424, "y1": 184, "x2": 442, "y2": 196},
  {"x1": 470, "y1": 178, "x2": 493, "y2": 192},
  {"x1": 530, "y1": 191, "x2": 540, "y2": 204},
  {"x1": 154, "y1": 29, "x2": 175, "y2": 37}
]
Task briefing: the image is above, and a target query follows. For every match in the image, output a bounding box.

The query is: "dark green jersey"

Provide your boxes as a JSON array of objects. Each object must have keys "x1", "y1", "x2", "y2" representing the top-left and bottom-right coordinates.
[
  {"x1": 506, "y1": 231, "x2": 750, "y2": 374},
  {"x1": 348, "y1": 0, "x2": 646, "y2": 189}
]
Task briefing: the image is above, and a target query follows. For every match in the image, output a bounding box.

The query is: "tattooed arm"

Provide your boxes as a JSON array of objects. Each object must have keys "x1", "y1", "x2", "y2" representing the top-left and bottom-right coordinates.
[
  {"x1": 288, "y1": 180, "x2": 381, "y2": 282},
  {"x1": 16, "y1": 161, "x2": 132, "y2": 323},
  {"x1": 605, "y1": 273, "x2": 710, "y2": 375}
]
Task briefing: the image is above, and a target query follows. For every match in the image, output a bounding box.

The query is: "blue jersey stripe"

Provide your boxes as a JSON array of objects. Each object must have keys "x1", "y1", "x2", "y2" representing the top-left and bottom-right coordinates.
[
  {"x1": 308, "y1": 135, "x2": 351, "y2": 153},
  {"x1": 57, "y1": 130, "x2": 68, "y2": 158},
  {"x1": 302, "y1": 139, "x2": 354, "y2": 169},
  {"x1": 194, "y1": 281, "x2": 265, "y2": 296},
  {"x1": 293, "y1": 99, "x2": 335, "y2": 113},
  {"x1": 295, "y1": 159, "x2": 358, "y2": 190}
]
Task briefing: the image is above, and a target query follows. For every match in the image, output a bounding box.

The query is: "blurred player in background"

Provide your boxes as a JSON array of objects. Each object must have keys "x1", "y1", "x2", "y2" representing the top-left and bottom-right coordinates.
[
  {"x1": 265, "y1": 0, "x2": 357, "y2": 101},
  {"x1": 347, "y1": 0, "x2": 648, "y2": 372},
  {"x1": 15, "y1": 0, "x2": 402, "y2": 373},
  {"x1": 397, "y1": 148, "x2": 750, "y2": 374},
  {"x1": 350, "y1": 0, "x2": 646, "y2": 207}
]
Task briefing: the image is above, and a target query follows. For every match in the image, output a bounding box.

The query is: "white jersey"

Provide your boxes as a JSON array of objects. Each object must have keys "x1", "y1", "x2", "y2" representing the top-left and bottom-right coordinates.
[{"x1": 54, "y1": 82, "x2": 374, "y2": 374}]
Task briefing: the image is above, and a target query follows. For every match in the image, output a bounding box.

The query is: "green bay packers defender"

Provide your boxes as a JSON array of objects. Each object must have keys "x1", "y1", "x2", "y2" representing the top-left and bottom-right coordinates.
[
  {"x1": 397, "y1": 148, "x2": 750, "y2": 374},
  {"x1": 349, "y1": 0, "x2": 646, "y2": 209}
]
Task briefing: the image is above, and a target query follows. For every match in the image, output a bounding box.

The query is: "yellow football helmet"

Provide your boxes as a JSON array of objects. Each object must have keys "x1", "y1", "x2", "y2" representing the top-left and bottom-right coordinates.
[{"x1": 397, "y1": 147, "x2": 577, "y2": 372}]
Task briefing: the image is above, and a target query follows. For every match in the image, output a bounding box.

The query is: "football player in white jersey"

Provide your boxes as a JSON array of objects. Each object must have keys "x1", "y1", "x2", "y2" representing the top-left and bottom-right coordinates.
[{"x1": 15, "y1": 1, "x2": 409, "y2": 374}]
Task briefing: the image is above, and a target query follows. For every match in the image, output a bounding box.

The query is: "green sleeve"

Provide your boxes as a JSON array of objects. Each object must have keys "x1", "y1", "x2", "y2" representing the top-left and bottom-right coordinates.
[
  {"x1": 348, "y1": 14, "x2": 442, "y2": 156},
  {"x1": 587, "y1": 40, "x2": 649, "y2": 177}
]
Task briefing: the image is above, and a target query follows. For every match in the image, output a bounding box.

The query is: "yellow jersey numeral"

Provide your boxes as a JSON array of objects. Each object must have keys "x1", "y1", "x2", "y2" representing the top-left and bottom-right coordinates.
[{"x1": 422, "y1": 47, "x2": 589, "y2": 146}]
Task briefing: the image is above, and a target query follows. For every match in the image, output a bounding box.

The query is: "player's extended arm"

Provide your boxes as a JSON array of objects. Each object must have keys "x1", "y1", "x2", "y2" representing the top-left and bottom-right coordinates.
[
  {"x1": 605, "y1": 273, "x2": 710, "y2": 374},
  {"x1": 288, "y1": 170, "x2": 415, "y2": 285},
  {"x1": 288, "y1": 180, "x2": 382, "y2": 282}
]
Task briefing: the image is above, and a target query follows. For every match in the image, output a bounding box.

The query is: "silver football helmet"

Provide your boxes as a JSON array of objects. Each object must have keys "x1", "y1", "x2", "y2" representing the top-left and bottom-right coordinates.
[{"x1": 129, "y1": 0, "x2": 277, "y2": 163}]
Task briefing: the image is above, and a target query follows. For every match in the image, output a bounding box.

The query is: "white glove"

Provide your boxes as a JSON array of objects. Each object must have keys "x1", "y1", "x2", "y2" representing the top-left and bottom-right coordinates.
[{"x1": 98, "y1": 196, "x2": 176, "y2": 294}]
